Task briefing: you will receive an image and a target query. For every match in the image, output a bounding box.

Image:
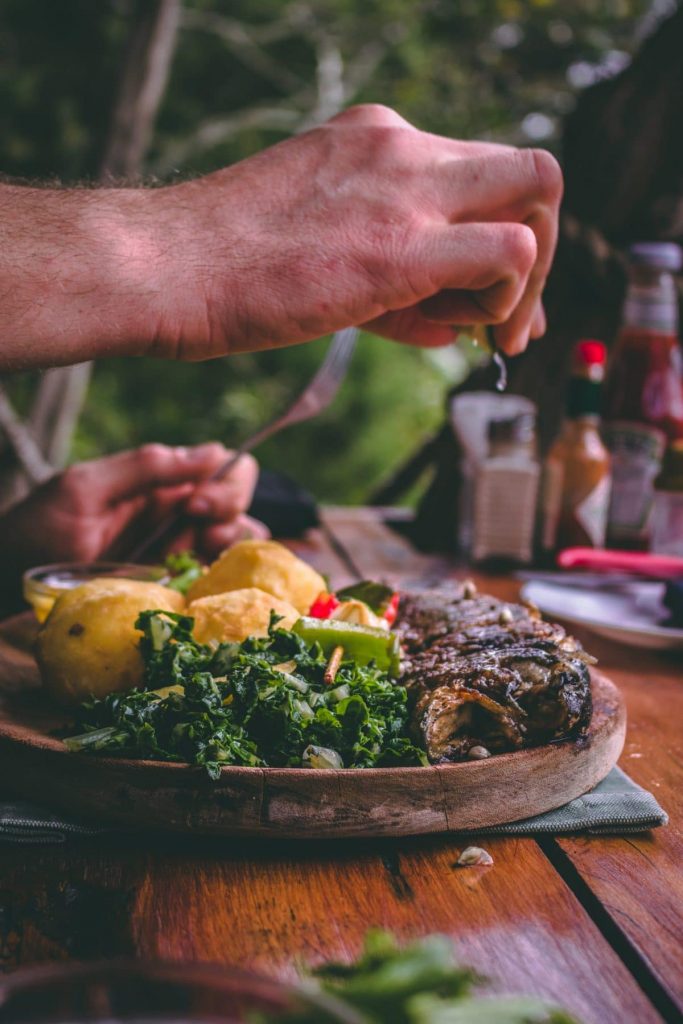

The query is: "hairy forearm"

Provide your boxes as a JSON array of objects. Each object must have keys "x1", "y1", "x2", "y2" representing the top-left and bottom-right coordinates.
[
  {"x1": 0, "y1": 107, "x2": 562, "y2": 369},
  {"x1": 0, "y1": 184, "x2": 181, "y2": 370}
]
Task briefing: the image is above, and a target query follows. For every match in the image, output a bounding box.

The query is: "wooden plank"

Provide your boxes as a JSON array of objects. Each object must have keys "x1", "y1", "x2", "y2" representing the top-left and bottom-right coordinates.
[
  {"x1": 554, "y1": 632, "x2": 683, "y2": 1016},
  {"x1": 0, "y1": 833, "x2": 660, "y2": 1024},
  {"x1": 282, "y1": 525, "x2": 357, "y2": 590},
  {"x1": 319, "y1": 506, "x2": 458, "y2": 585},
  {"x1": 322, "y1": 508, "x2": 681, "y2": 1017},
  {"x1": 461, "y1": 580, "x2": 683, "y2": 1018}
]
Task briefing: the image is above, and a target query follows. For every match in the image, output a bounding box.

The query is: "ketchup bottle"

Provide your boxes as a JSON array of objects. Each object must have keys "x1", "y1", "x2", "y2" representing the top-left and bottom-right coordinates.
[{"x1": 604, "y1": 242, "x2": 683, "y2": 549}]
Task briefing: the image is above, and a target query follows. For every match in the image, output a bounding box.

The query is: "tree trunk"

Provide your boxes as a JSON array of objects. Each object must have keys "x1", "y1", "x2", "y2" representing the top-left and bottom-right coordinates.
[
  {"x1": 100, "y1": 0, "x2": 182, "y2": 181},
  {"x1": 0, "y1": 0, "x2": 182, "y2": 507}
]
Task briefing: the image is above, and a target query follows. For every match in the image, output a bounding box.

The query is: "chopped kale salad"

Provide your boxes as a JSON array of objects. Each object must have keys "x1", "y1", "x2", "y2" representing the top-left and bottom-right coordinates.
[{"x1": 65, "y1": 610, "x2": 426, "y2": 777}]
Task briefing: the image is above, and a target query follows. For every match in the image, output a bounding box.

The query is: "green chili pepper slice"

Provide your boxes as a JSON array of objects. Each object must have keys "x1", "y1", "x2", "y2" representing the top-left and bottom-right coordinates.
[{"x1": 292, "y1": 617, "x2": 401, "y2": 677}]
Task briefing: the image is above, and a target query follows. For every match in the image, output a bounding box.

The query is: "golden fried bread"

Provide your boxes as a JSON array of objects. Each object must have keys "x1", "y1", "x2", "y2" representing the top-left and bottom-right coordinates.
[{"x1": 186, "y1": 540, "x2": 325, "y2": 614}]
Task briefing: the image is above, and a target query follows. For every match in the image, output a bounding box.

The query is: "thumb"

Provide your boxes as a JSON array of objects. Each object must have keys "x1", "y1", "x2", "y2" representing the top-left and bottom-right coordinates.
[{"x1": 413, "y1": 221, "x2": 537, "y2": 351}]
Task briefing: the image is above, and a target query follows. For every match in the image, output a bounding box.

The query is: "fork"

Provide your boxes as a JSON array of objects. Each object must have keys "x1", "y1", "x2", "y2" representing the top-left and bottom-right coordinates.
[{"x1": 127, "y1": 326, "x2": 359, "y2": 561}]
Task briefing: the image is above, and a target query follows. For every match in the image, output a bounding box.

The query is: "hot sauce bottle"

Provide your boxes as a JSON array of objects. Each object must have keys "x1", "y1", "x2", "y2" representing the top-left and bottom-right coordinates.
[
  {"x1": 542, "y1": 340, "x2": 611, "y2": 552},
  {"x1": 604, "y1": 242, "x2": 683, "y2": 548}
]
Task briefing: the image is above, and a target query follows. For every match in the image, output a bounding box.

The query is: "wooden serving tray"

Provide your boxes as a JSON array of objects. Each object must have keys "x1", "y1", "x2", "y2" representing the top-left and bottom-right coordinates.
[{"x1": 0, "y1": 614, "x2": 626, "y2": 838}]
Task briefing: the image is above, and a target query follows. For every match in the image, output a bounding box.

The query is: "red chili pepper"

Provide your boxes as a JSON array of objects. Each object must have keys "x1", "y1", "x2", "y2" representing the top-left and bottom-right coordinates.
[
  {"x1": 308, "y1": 592, "x2": 341, "y2": 619},
  {"x1": 383, "y1": 592, "x2": 400, "y2": 625}
]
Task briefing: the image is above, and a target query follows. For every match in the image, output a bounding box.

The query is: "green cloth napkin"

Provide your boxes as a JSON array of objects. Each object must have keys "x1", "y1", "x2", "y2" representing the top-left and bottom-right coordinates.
[
  {"x1": 0, "y1": 767, "x2": 667, "y2": 844},
  {"x1": 477, "y1": 766, "x2": 668, "y2": 836}
]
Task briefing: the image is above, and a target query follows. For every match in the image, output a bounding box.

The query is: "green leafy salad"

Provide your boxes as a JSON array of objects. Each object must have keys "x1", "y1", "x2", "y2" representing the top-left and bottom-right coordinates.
[
  {"x1": 260, "y1": 929, "x2": 576, "y2": 1024},
  {"x1": 64, "y1": 610, "x2": 427, "y2": 778}
]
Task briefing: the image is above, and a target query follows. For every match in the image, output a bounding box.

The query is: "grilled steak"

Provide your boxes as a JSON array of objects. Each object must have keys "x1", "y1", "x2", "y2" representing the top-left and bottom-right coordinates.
[
  {"x1": 396, "y1": 585, "x2": 568, "y2": 653},
  {"x1": 395, "y1": 584, "x2": 593, "y2": 763}
]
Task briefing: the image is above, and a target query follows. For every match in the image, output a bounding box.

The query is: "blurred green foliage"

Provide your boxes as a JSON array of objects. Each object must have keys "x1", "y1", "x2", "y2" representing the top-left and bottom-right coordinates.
[{"x1": 0, "y1": 0, "x2": 651, "y2": 502}]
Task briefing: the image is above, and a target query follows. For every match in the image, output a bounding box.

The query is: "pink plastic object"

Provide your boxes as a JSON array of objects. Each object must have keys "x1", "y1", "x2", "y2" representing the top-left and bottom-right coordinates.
[{"x1": 557, "y1": 547, "x2": 683, "y2": 579}]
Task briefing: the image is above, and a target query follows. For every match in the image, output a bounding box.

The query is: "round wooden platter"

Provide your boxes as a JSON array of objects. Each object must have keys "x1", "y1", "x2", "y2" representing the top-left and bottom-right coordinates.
[{"x1": 0, "y1": 614, "x2": 626, "y2": 839}]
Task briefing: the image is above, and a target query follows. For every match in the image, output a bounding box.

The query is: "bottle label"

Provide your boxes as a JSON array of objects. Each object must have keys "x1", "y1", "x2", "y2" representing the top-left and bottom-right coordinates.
[
  {"x1": 575, "y1": 473, "x2": 611, "y2": 547},
  {"x1": 624, "y1": 296, "x2": 678, "y2": 333},
  {"x1": 605, "y1": 421, "x2": 666, "y2": 541},
  {"x1": 624, "y1": 278, "x2": 678, "y2": 333}
]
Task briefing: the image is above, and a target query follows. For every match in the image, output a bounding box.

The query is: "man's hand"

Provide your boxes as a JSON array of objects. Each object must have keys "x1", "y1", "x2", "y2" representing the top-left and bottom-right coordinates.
[
  {"x1": 0, "y1": 104, "x2": 562, "y2": 370},
  {"x1": 164, "y1": 105, "x2": 562, "y2": 359},
  {"x1": 0, "y1": 443, "x2": 267, "y2": 575}
]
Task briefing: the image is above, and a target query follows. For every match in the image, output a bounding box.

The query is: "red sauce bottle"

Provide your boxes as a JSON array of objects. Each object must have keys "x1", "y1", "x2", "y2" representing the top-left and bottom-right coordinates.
[{"x1": 604, "y1": 242, "x2": 683, "y2": 549}]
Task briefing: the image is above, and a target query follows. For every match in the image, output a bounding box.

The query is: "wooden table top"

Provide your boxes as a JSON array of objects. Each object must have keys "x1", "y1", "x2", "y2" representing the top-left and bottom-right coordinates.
[{"x1": 0, "y1": 506, "x2": 680, "y2": 1024}]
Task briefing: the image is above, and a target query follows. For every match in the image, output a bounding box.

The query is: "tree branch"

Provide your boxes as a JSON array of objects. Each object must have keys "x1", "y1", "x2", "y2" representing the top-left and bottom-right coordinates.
[
  {"x1": 182, "y1": 8, "x2": 304, "y2": 93},
  {"x1": 151, "y1": 100, "x2": 309, "y2": 176},
  {"x1": 344, "y1": 41, "x2": 389, "y2": 97},
  {"x1": 100, "y1": 0, "x2": 182, "y2": 181},
  {"x1": 29, "y1": 364, "x2": 94, "y2": 468},
  {"x1": 0, "y1": 387, "x2": 53, "y2": 486},
  {"x1": 187, "y1": 4, "x2": 316, "y2": 46},
  {"x1": 303, "y1": 33, "x2": 345, "y2": 126}
]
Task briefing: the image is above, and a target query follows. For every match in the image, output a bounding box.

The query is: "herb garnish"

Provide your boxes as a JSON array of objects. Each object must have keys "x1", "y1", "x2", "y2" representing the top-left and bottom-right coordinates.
[
  {"x1": 260, "y1": 929, "x2": 576, "y2": 1023},
  {"x1": 65, "y1": 611, "x2": 426, "y2": 778},
  {"x1": 163, "y1": 550, "x2": 204, "y2": 595},
  {"x1": 335, "y1": 580, "x2": 396, "y2": 615}
]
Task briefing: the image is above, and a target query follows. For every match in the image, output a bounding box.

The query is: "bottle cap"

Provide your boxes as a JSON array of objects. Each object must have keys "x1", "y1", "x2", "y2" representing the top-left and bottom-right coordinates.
[
  {"x1": 575, "y1": 339, "x2": 606, "y2": 366},
  {"x1": 571, "y1": 339, "x2": 606, "y2": 383},
  {"x1": 628, "y1": 242, "x2": 682, "y2": 271}
]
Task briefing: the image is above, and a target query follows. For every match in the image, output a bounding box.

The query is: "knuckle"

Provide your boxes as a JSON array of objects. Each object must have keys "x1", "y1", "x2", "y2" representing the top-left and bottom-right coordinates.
[
  {"x1": 137, "y1": 442, "x2": 169, "y2": 472},
  {"x1": 57, "y1": 464, "x2": 93, "y2": 512},
  {"x1": 58, "y1": 464, "x2": 85, "y2": 496},
  {"x1": 356, "y1": 211, "x2": 424, "y2": 294},
  {"x1": 338, "y1": 103, "x2": 404, "y2": 127},
  {"x1": 202, "y1": 441, "x2": 227, "y2": 463},
  {"x1": 344, "y1": 123, "x2": 408, "y2": 168}
]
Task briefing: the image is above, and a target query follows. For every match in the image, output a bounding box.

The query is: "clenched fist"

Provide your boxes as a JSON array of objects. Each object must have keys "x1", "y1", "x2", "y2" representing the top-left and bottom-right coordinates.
[{"x1": 162, "y1": 104, "x2": 561, "y2": 358}]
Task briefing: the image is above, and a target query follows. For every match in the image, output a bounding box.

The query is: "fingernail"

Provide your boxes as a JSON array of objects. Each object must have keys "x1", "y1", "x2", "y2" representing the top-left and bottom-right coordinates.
[{"x1": 189, "y1": 497, "x2": 211, "y2": 515}]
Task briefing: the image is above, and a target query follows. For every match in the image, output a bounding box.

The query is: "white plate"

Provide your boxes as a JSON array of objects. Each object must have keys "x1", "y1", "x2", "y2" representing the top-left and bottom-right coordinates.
[{"x1": 521, "y1": 579, "x2": 683, "y2": 651}]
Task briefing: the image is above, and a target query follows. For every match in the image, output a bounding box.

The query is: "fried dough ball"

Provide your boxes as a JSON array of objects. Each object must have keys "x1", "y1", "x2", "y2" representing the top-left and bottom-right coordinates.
[
  {"x1": 186, "y1": 539, "x2": 325, "y2": 614},
  {"x1": 35, "y1": 578, "x2": 184, "y2": 705},
  {"x1": 187, "y1": 587, "x2": 299, "y2": 644}
]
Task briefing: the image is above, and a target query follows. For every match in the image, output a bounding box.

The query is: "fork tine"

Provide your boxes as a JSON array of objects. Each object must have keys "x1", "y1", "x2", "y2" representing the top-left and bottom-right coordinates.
[
  {"x1": 286, "y1": 328, "x2": 357, "y2": 418},
  {"x1": 311, "y1": 327, "x2": 357, "y2": 394},
  {"x1": 315, "y1": 327, "x2": 356, "y2": 380},
  {"x1": 296, "y1": 328, "x2": 356, "y2": 405}
]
